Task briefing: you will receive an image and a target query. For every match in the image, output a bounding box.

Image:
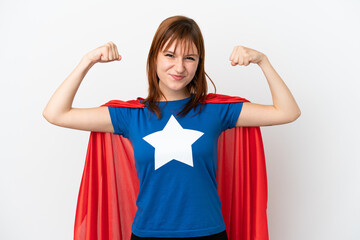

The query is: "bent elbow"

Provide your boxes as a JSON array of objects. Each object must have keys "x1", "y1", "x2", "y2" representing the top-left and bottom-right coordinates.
[
  {"x1": 43, "y1": 112, "x2": 53, "y2": 124},
  {"x1": 42, "y1": 110, "x2": 50, "y2": 122},
  {"x1": 42, "y1": 110, "x2": 57, "y2": 125},
  {"x1": 289, "y1": 110, "x2": 301, "y2": 123}
]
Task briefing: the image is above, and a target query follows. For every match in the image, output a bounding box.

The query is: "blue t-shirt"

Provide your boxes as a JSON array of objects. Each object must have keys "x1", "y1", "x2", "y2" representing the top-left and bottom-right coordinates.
[{"x1": 107, "y1": 95, "x2": 243, "y2": 238}]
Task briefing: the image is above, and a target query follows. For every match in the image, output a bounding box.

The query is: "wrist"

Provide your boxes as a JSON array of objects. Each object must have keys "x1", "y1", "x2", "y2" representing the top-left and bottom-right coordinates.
[
  {"x1": 258, "y1": 54, "x2": 269, "y2": 67},
  {"x1": 80, "y1": 56, "x2": 96, "y2": 69}
]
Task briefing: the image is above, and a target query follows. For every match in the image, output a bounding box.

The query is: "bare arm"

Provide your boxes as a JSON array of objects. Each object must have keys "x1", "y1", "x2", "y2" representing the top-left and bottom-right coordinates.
[
  {"x1": 228, "y1": 46, "x2": 301, "y2": 127},
  {"x1": 236, "y1": 55, "x2": 301, "y2": 127},
  {"x1": 42, "y1": 42, "x2": 121, "y2": 133}
]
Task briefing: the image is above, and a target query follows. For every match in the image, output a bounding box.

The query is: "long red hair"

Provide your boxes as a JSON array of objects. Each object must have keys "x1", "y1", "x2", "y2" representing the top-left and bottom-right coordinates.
[{"x1": 142, "y1": 15, "x2": 217, "y2": 119}]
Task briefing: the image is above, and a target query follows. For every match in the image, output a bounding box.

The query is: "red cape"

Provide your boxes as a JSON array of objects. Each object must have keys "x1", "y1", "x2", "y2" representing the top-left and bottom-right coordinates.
[{"x1": 74, "y1": 93, "x2": 269, "y2": 240}]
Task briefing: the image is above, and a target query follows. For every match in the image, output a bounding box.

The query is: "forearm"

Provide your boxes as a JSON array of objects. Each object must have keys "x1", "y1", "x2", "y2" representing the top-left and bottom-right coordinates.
[
  {"x1": 258, "y1": 55, "x2": 301, "y2": 119},
  {"x1": 43, "y1": 57, "x2": 95, "y2": 121}
]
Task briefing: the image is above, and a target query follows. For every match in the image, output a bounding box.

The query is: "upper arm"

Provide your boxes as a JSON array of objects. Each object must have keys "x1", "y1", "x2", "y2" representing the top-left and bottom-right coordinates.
[
  {"x1": 218, "y1": 102, "x2": 244, "y2": 131},
  {"x1": 44, "y1": 106, "x2": 115, "y2": 133},
  {"x1": 235, "y1": 102, "x2": 300, "y2": 127}
]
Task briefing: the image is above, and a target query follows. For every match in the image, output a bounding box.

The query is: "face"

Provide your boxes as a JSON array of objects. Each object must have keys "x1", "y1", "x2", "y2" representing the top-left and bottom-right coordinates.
[{"x1": 156, "y1": 39, "x2": 199, "y2": 100}]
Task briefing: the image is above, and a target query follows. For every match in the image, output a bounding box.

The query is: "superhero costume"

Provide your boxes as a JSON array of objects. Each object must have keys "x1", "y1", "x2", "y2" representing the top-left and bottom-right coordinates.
[{"x1": 73, "y1": 93, "x2": 269, "y2": 240}]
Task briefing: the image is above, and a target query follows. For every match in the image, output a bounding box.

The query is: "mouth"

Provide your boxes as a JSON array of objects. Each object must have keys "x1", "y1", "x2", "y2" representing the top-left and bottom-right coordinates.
[{"x1": 171, "y1": 75, "x2": 185, "y2": 80}]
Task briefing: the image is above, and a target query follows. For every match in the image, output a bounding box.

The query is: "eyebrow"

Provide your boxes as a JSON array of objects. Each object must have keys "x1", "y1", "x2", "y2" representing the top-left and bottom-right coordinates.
[{"x1": 164, "y1": 50, "x2": 199, "y2": 57}]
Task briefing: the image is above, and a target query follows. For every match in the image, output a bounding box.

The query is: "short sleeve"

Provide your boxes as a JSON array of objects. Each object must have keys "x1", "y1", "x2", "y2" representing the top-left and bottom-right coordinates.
[
  {"x1": 219, "y1": 102, "x2": 244, "y2": 132},
  {"x1": 107, "y1": 106, "x2": 130, "y2": 138}
]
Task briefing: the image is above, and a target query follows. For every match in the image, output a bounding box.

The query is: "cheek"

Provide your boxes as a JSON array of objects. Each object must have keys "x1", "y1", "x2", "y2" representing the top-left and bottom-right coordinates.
[
  {"x1": 189, "y1": 63, "x2": 199, "y2": 74},
  {"x1": 158, "y1": 61, "x2": 172, "y2": 72}
]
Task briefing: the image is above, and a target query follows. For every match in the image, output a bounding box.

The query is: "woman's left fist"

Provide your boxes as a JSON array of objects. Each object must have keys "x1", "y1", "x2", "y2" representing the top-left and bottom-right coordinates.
[{"x1": 229, "y1": 46, "x2": 265, "y2": 66}]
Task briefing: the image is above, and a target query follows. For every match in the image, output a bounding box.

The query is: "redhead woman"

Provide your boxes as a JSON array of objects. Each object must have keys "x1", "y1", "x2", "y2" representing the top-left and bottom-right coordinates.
[{"x1": 43, "y1": 15, "x2": 300, "y2": 240}]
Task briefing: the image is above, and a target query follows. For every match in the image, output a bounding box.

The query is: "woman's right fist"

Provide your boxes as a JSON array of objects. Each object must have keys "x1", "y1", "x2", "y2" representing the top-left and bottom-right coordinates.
[{"x1": 84, "y1": 41, "x2": 122, "y2": 64}]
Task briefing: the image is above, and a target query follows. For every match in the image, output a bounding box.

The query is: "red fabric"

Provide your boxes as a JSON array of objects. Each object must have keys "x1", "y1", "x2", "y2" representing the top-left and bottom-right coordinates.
[{"x1": 74, "y1": 93, "x2": 269, "y2": 240}]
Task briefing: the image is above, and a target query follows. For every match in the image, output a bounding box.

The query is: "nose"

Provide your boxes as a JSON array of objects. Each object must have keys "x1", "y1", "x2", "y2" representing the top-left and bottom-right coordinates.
[{"x1": 174, "y1": 58, "x2": 185, "y2": 74}]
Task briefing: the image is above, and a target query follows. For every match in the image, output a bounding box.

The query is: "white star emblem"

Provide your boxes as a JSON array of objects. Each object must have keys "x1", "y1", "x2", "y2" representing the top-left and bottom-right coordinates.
[{"x1": 142, "y1": 115, "x2": 204, "y2": 170}]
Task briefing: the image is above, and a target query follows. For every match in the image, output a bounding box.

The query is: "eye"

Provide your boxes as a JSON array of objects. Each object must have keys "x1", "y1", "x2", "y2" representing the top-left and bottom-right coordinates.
[
  {"x1": 186, "y1": 57, "x2": 196, "y2": 61},
  {"x1": 165, "y1": 54, "x2": 174, "y2": 58}
]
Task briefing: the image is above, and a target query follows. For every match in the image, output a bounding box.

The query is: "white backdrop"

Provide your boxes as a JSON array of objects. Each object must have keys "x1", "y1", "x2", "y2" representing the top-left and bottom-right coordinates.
[{"x1": 1, "y1": 0, "x2": 359, "y2": 239}]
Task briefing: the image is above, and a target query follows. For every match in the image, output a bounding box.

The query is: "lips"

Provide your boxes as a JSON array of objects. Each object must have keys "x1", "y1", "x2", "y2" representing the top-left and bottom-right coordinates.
[{"x1": 171, "y1": 75, "x2": 185, "y2": 80}]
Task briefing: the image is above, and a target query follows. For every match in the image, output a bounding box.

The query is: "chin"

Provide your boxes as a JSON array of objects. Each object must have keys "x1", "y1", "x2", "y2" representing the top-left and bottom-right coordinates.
[{"x1": 170, "y1": 81, "x2": 190, "y2": 90}]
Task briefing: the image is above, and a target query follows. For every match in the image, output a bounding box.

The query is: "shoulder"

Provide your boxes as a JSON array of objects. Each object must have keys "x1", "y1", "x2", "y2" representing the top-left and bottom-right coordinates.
[
  {"x1": 202, "y1": 93, "x2": 250, "y2": 104},
  {"x1": 101, "y1": 97, "x2": 146, "y2": 108}
]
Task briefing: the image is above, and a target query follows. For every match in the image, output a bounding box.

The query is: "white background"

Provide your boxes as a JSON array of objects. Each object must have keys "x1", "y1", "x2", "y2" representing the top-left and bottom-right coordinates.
[{"x1": 0, "y1": 0, "x2": 359, "y2": 239}]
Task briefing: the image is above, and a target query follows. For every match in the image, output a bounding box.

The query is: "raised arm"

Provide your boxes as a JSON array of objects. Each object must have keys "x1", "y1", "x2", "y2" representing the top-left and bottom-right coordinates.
[
  {"x1": 228, "y1": 45, "x2": 301, "y2": 127},
  {"x1": 42, "y1": 42, "x2": 122, "y2": 133}
]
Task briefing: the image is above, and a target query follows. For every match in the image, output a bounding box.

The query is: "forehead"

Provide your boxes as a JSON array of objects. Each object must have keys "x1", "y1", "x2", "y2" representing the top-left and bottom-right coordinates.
[{"x1": 161, "y1": 37, "x2": 198, "y2": 55}]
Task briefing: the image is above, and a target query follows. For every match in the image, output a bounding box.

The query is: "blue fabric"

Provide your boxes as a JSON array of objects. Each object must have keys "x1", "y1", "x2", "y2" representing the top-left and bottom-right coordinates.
[{"x1": 107, "y1": 95, "x2": 243, "y2": 238}]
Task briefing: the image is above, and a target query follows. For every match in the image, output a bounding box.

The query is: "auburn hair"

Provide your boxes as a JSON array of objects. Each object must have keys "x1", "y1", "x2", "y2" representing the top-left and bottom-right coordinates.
[{"x1": 142, "y1": 15, "x2": 217, "y2": 120}]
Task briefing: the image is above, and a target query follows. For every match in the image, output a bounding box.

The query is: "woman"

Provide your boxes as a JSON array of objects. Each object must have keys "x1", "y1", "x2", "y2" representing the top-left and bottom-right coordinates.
[{"x1": 43, "y1": 15, "x2": 300, "y2": 240}]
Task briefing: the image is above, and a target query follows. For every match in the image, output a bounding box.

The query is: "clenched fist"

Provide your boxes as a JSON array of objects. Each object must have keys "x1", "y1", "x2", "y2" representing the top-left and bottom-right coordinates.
[
  {"x1": 84, "y1": 41, "x2": 122, "y2": 64},
  {"x1": 229, "y1": 45, "x2": 265, "y2": 66}
]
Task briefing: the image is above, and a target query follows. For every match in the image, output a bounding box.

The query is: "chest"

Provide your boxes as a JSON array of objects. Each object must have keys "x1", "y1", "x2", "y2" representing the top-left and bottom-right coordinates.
[{"x1": 126, "y1": 106, "x2": 223, "y2": 174}]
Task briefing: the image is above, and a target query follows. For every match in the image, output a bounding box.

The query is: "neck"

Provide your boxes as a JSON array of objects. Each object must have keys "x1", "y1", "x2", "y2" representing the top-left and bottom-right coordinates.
[{"x1": 158, "y1": 92, "x2": 192, "y2": 102}]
